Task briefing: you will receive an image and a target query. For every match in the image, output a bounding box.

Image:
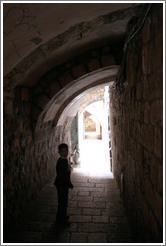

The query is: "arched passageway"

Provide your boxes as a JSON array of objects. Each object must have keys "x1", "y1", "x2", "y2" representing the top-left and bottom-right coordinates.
[
  {"x1": 78, "y1": 88, "x2": 111, "y2": 175},
  {"x1": 3, "y1": 3, "x2": 163, "y2": 244},
  {"x1": 4, "y1": 66, "x2": 134, "y2": 244},
  {"x1": 34, "y1": 66, "x2": 117, "y2": 166}
]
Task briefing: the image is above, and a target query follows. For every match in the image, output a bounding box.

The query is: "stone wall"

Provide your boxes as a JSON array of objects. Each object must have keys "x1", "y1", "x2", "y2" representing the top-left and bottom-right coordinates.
[
  {"x1": 4, "y1": 86, "x2": 34, "y2": 230},
  {"x1": 109, "y1": 4, "x2": 163, "y2": 242},
  {"x1": 4, "y1": 86, "x2": 64, "y2": 236},
  {"x1": 4, "y1": 88, "x2": 65, "y2": 233},
  {"x1": 4, "y1": 44, "x2": 120, "y2": 232}
]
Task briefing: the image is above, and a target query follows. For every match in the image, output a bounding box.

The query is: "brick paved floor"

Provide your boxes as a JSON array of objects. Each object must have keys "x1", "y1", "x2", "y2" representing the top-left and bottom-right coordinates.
[{"x1": 6, "y1": 167, "x2": 136, "y2": 243}]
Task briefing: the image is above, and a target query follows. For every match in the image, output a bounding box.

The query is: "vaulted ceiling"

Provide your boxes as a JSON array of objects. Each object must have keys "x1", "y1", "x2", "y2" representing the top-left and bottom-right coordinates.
[{"x1": 3, "y1": 2, "x2": 144, "y2": 88}]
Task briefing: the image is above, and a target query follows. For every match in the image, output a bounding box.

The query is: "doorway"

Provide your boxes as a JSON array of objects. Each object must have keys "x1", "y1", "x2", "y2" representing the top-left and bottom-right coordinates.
[{"x1": 78, "y1": 86, "x2": 112, "y2": 176}]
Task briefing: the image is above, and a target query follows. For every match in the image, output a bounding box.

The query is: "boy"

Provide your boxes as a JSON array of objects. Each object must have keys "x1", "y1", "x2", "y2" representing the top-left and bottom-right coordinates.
[{"x1": 54, "y1": 143, "x2": 73, "y2": 226}]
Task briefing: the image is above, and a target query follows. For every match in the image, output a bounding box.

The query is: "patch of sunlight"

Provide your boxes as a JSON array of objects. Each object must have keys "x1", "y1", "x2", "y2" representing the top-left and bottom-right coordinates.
[{"x1": 79, "y1": 139, "x2": 113, "y2": 178}]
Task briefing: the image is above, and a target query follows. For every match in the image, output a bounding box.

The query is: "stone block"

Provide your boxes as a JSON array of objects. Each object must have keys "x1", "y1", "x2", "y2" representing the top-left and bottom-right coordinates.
[
  {"x1": 73, "y1": 178, "x2": 88, "y2": 183},
  {"x1": 142, "y1": 18, "x2": 151, "y2": 44},
  {"x1": 58, "y1": 72, "x2": 73, "y2": 87},
  {"x1": 135, "y1": 121, "x2": 141, "y2": 143},
  {"x1": 136, "y1": 83, "x2": 142, "y2": 100},
  {"x1": 5, "y1": 100, "x2": 13, "y2": 115},
  {"x1": 78, "y1": 201, "x2": 105, "y2": 209},
  {"x1": 142, "y1": 148, "x2": 151, "y2": 170},
  {"x1": 144, "y1": 42, "x2": 156, "y2": 75},
  {"x1": 11, "y1": 138, "x2": 20, "y2": 150},
  {"x1": 24, "y1": 104, "x2": 31, "y2": 116},
  {"x1": 101, "y1": 55, "x2": 115, "y2": 67},
  {"x1": 74, "y1": 182, "x2": 95, "y2": 187},
  {"x1": 147, "y1": 73, "x2": 163, "y2": 102},
  {"x1": 85, "y1": 187, "x2": 104, "y2": 192},
  {"x1": 130, "y1": 141, "x2": 143, "y2": 162},
  {"x1": 88, "y1": 232, "x2": 107, "y2": 243},
  {"x1": 153, "y1": 190, "x2": 163, "y2": 226},
  {"x1": 150, "y1": 100, "x2": 163, "y2": 125},
  {"x1": 24, "y1": 220, "x2": 51, "y2": 232},
  {"x1": 32, "y1": 107, "x2": 41, "y2": 121},
  {"x1": 78, "y1": 223, "x2": 110, "y2": 233},
  {"x1": 21, "y1": 88, "x2": 29, "y2": 101},
  {"x1": 37, "y1": 95, "x2": 50, "y2": 109},
  {"x1": 108, "y1": 232, "x2": 134, "y2": 243},
  {"x1": 154, "y1": 127, "x2": 162, "y2": 159},
  {"x1": 71, "y1": 195, "x2": 93, "y2": 202},
  {"x1": 33, "y1": 86, "x2": 43, "y2": 96},
  {"x1": 150, "y1": 37, "x2": 163, "y2": 72},
  {"x1": 144, "y1": 102, "x2": 150, "y2": 124},
  {"x1": 102, "y1": 46, "x2": 111, "y2": 55},
  {"x1": 68, "y1": 207, "x2": 82, "y2": 215},
  {"x1": 13, "y1": 117, "x2": 23, "y2": 133},
  {"x1": 150, "y1": 159, "x2": 160, "y2": 192},
  {"x1": 72, "y1": 64, "x2": 86, "y2": 78},
  {"x1": 89, "y1": 178, "x2": 102, "y2": 183},
  {"x1": 92, "y1": 215, "x2": 109, "y2": 223},
  {"x1": 78, "y1": 191, "x2": 89, "y2": 196},
  {"x1": 68, "y1": 200, "x2": 78, "y2": 208},
  {"x1": 83, "y1": 208, "x2": 100, "y2": 215},
  {"x1": 154, "y1": 70, "x2": 163, "y2": 99},
  {"x1": 91, "y1": 191, "x2": 106, "y2": 197},
  {"x1": 95, "y1": 183, "x2": 105, "y2": 188},
  {"x1": 50, "y1": 82, "x2": 61, "y2": 95},
  {"x1": 142, "y1": 75, "x2": 150, "y2": 100},
  {"x1": 149, "y1": 210, "x2": 160, "y2": 242},
  {"x1": 56, "y1": 232, "x2": 70, "y2": 243},
  {"x1": 158, "y1": 164, "x2": 163, "y2": 194},
  {"x1": 71, "y1": 233, "x2": 88, "y2": 243},
  {"x1": 19, "y1": 231, "x2": 42, "y2": 243},
  {"x1": 144, "y1": 178, "x2": 155, "y2": 211},
  {"x1": 90, "y1": 49, "x2": 99, "y2": 58},
  {"x1": 134, "y1": 102, "x2": 143, "y2": 121},
  {"x1": 126, "y1": 56, "x2": 133, "y2": 85},
  {"x1": 139, "y1": 200, "x2": 150, "y2": 230},
  {"x1": 70, "y1": 215, "x2": 92, "y2": 223},
  {"x1": 4, "y1": 89, "x2": 14, "y2": 100},
  {"x1": 141, "y1": 124, "x2": 154, "y2": 152},
  {"x1": 88, "y1": 59, "x2": 100, "y2": 72}
]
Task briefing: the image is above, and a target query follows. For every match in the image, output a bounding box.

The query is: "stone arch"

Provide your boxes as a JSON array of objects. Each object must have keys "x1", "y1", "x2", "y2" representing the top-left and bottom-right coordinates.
[
  {"x1": 35, "y1": 66, "x2": 117, "y2": 128},
  {"x1": 34, "y1": 66, "x2": 117, "y2": 154},
  {"x1": 79, "y1": 87, "x2": 105, "y2": 113},
  {"x1": 31, "y1": 45, "x2": 121, "y2": 131}
]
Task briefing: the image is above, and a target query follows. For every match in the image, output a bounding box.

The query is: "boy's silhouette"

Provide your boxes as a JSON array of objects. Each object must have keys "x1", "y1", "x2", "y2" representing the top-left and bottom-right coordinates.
[{"x1": 54, "y1": 143, "x2": 73, "y2": 226}]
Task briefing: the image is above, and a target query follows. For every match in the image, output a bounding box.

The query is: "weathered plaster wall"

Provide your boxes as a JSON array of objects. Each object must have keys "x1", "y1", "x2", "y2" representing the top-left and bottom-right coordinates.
[{"x1": 109, "y1": 4, "x2": 163, "y2": 242}]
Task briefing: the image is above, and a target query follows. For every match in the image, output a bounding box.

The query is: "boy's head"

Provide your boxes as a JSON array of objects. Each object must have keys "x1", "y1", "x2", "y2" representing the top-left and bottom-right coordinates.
[{"x1": 58, "y1": 143, "x2": 68, "y2": 158}]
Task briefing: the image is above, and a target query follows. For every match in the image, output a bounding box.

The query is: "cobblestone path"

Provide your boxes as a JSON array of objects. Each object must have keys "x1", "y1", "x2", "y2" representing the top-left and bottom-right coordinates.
[{"x1": 8, "y1": 168, "x2": 135, "y2": 243}]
